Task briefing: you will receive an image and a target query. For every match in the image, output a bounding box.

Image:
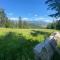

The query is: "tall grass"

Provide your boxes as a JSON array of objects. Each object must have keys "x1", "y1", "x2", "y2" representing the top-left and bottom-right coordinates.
[
  {"x1": 0, "y1": 32, "x2": 39, "y2": 60},
  {"x1": 0, "y1": 28, "x2": 59, "y2": 60}
]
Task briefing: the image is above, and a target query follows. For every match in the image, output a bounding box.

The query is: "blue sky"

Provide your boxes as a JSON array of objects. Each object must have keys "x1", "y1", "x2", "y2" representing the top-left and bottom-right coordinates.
[{"x1": 0, "y1": 0, "x2": 53, "y2": 22}]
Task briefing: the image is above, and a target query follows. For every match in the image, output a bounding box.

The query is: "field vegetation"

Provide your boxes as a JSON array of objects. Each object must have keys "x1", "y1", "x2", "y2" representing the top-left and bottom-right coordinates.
[{"x1": 0, "y1": 28, "x2": 59, "y2": 60}]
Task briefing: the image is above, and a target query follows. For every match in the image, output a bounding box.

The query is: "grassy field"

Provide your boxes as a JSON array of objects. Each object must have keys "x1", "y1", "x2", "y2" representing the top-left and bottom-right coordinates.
[
  {"x1": 0, "y1": 28, "x2": 59, "y2": 60},
  {"x1": 0, "y1": 28, "x2": 57, "y2": 39}
]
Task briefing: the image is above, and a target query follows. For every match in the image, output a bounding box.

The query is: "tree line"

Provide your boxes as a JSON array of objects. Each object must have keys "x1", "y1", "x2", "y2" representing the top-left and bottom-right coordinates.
[
  {"x1": 0, "y1": 8, "x2": 32, "y2": 28},
  {"x1": 0, "y1": 8, "x2": 44, "y2": 29},
  {"x1": 47, "y1": 20, "x2": 60, "y2": 30}
]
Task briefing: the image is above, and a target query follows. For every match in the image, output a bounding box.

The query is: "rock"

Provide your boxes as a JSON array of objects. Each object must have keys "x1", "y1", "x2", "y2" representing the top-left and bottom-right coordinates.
[{"x1": 33, "y1": 32, "x2": 60, "y2": 60}]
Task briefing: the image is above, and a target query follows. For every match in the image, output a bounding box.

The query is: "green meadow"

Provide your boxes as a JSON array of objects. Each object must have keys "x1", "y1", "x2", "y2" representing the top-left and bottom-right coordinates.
[
  {"x1": 0, "y1": 28, "x2": 57, "y2": 43},
  {"x1": 0, "y1": 28, "x2": 59, "y2": 60}
]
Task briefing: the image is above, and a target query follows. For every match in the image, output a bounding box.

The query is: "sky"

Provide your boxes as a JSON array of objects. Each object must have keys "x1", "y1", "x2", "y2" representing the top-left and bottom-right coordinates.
[{"x1": 0, "y1": 0, "x2": 54, "y2": 22}]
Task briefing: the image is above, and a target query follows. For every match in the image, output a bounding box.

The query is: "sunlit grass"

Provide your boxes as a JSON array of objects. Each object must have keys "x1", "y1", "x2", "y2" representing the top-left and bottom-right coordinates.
[{"x1": 0, "y1": 28, "x2": 58, "y2": 41}]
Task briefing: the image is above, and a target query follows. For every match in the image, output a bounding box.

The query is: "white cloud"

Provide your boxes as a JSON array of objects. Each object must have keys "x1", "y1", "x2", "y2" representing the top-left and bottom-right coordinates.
[
  {"x1": 8, "y1": 17, "x2": 18, "y2": 20},
  {"x1": 45, "y1": 19, "x2": 52, "y2": 22},
  {"x1": 34, "y1": 14, "x2": 38, "y2": 17},
  {"x1": 35, "y1": 17, "x2": 45, "y2": 20},
  {"x1": 6, "y1": 12, "x2": 14, "y2": 16},
  {"x1": 22, "y1": 17, "x2": 29, "y2": 20},
  {"x1": 8, "y1": 16, "x2": 52, "y2": 22},
  {"x1": 33, "y1": 16, "x2": 53, "y2": 22},
  {"x1": 9, "y1": 17, "x2": 30, "y2": 21}
]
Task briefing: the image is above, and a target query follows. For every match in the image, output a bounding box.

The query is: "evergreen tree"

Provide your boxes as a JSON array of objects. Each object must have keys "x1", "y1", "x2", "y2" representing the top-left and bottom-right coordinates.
[
  {"x1": 0, "y1": 8, "x2": 8, "y2": 27},
  {"x1": 18, "y1": 16, "x2": 23, "y2": 28},
  {"x1": 45, "y1": 0, "x2": 60, "y2": 18}
]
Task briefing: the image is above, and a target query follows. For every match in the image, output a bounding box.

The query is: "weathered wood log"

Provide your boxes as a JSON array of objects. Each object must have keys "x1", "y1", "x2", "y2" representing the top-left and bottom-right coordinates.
[{"x1": 33, "y1": 32, "x2": 60, "y2": 60}]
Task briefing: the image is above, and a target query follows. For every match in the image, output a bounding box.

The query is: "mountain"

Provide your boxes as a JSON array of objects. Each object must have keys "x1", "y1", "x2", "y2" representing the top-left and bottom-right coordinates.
[{"x1": 27, "y1": 20, "x2": 49, "y2": 28}]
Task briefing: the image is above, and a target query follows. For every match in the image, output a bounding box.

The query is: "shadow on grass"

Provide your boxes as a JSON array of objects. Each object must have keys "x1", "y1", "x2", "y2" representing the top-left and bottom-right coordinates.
[
  {"x1": 0, "y1": 32, "x2": 39, "y2": 60},
  {"x1": 31, "y1": 30, "x2": 51, "y2": 39}
]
